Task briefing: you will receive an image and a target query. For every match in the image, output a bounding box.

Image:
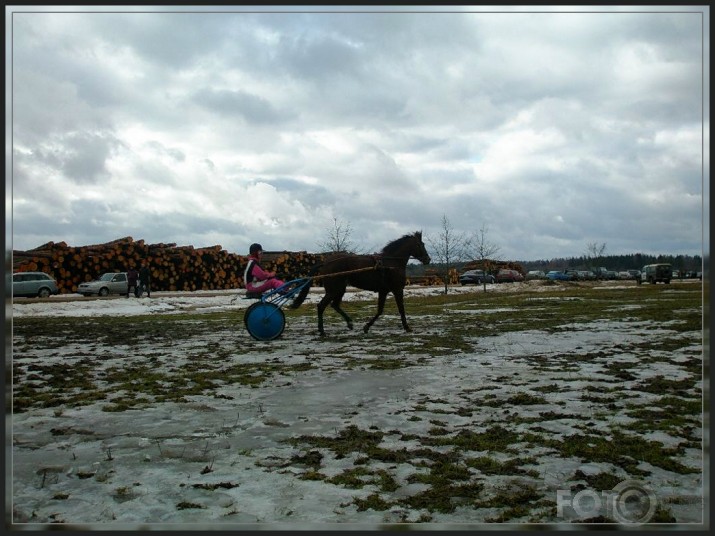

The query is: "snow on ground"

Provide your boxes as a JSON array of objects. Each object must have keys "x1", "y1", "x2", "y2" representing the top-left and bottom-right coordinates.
[
  {"x1": 11, "y1": 282, "x2": 549, "y2": 318},
  {"x1": 9, "y1": 281, "x2": 705, "y2": 529},
  {"x1": 12, "y1": 280, "x2": 634, "y2": 319}
]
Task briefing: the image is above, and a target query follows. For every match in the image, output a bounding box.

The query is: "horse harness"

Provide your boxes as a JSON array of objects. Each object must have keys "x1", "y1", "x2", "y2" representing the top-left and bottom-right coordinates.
[{"x1": 310, "y1": 254, "x2": 385, "y2": 282}]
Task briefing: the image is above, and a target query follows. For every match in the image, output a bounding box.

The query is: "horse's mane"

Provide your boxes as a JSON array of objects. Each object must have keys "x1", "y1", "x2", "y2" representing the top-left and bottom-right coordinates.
[{"x1": 381, "y1": 232, "x2": 421, "y2": 255}]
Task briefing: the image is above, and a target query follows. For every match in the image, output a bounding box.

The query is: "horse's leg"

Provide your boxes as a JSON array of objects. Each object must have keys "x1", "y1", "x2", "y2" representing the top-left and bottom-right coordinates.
[
  {"x1": 317, "y1": 293, "x2": 332, "y2": 336},
  {"x1": 363, "y1": 291, "x2": 387, "y2": 333},
  {"x1": 331, "y1": 289, "x2": 353, "y2": 330},
  {"x1": 393, "y1": 288, "x2": 411, "y2": 332}
]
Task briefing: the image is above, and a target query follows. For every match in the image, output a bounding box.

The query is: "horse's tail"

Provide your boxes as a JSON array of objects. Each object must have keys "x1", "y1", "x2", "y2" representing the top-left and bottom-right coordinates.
[{"x1": 289, "y1": 265, "x2": 320, "y2": 309}]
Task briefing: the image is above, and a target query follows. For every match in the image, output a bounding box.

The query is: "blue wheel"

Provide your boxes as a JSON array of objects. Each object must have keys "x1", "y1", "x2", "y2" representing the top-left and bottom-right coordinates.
[{"x1": 244, "y1": 302, "x2": 286, "y2": 341}]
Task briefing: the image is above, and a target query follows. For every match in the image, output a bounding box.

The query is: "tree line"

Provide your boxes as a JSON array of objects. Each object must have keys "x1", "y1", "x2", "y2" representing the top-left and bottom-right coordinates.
[
  {"x1": 407, "y1": 253, "x2": 703, "y2": 277},
  {"x1": 518, "y1": 253, "x2": 703, "y2": 274}
]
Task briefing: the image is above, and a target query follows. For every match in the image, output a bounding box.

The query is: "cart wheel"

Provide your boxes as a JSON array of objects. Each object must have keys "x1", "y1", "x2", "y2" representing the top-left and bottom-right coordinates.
[{"x1": 244, "y1": 302, "x2": 286, "y2": 341}]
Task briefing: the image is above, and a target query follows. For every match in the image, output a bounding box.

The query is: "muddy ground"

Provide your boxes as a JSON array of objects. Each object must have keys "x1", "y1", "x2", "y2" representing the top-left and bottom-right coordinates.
[{"x1": 9, "y1": 280, "x2": 706, "y2": 529}]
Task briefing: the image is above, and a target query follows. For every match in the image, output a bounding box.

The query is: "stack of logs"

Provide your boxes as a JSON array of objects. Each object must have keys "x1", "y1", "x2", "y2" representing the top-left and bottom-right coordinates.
[
  {"x1": 463, "y1": 259, "x2": 526, "y2": 275},
  {"x1": 408, "y1": 268, "x2": 459, "y2": 286},
  {"x1": 11, "y1": 237, "x2": 325, "y2": 294}
]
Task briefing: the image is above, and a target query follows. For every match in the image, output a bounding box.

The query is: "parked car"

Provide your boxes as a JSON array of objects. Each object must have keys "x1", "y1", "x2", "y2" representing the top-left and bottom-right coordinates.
[
  {"x1": 546, "y1": 270, "x2": 573, "y2": 281},
  {"x1": 459, "y1": 269, "x2": 495, "y2": 285},
  {"x1": 579, "y1": 270, "x2": 596, "y2": 280},
  {"x1": 618, "y1": 271, "x2": 632, "y2": 280},
  {"x1": 12, "y1": 272, "x2": 59, "y2": 298},
  {"x1": 638, "y1": 264, "x2": 672, "y2": 285},
  {"x1": 628, "y1": 269, "x2": 641, "y2": 279},
  {"x1": 526, "y1": 270, "x2": 546, "y2": 280},
  {"x1": 77, "y1": 272, "x2": 128, "y2": 296},
  {"x1": 565, "y1": 269, "x2": 581, "y2": 280},
  {"x1": 593, "y1": 267, "x2": 609, "y2": 280},
  {"x1": 496, "y1": 269, "x2": 524, "y2": 283}
]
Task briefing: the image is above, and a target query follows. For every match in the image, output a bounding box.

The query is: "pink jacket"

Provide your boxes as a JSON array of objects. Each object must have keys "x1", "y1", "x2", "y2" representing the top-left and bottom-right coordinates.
[{"x1": 244, "y1": 256, "x2": 273, "y2": 288}]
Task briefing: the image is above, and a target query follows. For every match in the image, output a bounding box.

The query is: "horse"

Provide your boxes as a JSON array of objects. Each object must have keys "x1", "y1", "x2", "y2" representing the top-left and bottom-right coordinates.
[{"x1": 290, "y1": 231, "x2": 431, "y2": 336}]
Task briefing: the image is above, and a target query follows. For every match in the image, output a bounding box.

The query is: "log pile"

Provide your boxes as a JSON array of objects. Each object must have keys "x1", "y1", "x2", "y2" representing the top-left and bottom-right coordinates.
[
  {"x1": 12, "y1": 238, "x2": 324, "y2": 294},
  {"x1": 407, "y1": 274, "x2": 445, "y2": 286},
  {"x1": 408, "y1": 267, "x2": 458, "y2": 286},
  {"x1": 463, "y1": 259, "x2": 525, "y2": 275}
]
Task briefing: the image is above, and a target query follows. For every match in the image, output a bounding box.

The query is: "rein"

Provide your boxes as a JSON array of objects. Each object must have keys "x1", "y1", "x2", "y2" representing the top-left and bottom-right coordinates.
[{"x1": 309, "y1": 265, "x2": 381, "y2": 282}]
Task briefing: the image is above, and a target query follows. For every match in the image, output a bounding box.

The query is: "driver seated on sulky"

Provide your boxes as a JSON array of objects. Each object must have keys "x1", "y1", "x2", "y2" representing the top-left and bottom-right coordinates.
[{"x1": 243, "y1": 243, "x2": 286, "y2": 296}]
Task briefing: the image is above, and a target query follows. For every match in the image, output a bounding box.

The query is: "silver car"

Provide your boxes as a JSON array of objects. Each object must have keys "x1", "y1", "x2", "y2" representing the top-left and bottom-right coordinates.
[
  {"x1": 12, "y1": 272, "x2": 59, "y2": 298},
  {"x1": 78, "y1": 272, "x2": 128, "y2": 297}
]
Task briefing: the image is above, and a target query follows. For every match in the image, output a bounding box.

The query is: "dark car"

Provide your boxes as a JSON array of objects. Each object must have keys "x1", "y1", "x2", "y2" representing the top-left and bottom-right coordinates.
[
  {"x1": 12, "y1": 272, "x2": 60, "y2": 298},
  {"x1": 459, "y1": 269, "x2": 495, "y2": 285},
  {"x1": 638, "y1": 264, "x2": 672, "y2": 285},
  {"x1": 496, "y1": 269, "x2": 524, "y2": 283},
  {"x1": 565, "y1": 269, "x2": 581, "y2": 280}
]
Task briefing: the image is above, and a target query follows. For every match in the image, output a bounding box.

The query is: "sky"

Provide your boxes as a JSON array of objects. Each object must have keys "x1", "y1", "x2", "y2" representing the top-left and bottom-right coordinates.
[{"x1": 6, "y1": 5, "x2": 710, "y2": 262}]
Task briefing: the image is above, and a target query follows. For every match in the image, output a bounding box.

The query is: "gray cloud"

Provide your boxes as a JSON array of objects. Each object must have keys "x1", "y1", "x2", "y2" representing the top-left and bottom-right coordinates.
[
  {"x1": 8, "y1": 6, "x2": 707, "y2": 262},
  {"x1": 192, "y1": 88, "x2": 289, "y2": 124}
]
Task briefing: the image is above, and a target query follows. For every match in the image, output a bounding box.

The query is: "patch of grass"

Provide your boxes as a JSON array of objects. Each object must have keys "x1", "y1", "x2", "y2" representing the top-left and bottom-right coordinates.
[
  {"x1": 328, "y1": 467, "x2": 372, "y2": 488},
  {"x1": 636, "y1": 375, "x2": 699, "y2": 396},
  {"x1": 176, "y1": 501, "x2": 205, "y2": 510},
  {"x1": 571, "y1": 470, "x2": 622, "y2": 491},
  {"x1": 466, "y1": 456, "x2": 539, "y2": 477},
  {"x1": 403, "y1": 484, "x2": 482, "y2": 514},
  {"x1": 285, "y1": 425, "x2": 384, "y2": 458},
  {"x1": 538, "y1": 430, "x2": 699, "y2": 475},
  {"x1": 422, "y1": 425, "x2": 521, "y2": 453},
  {"x1": 353, "y1": 493, "x2": 393, "y2": 512}
]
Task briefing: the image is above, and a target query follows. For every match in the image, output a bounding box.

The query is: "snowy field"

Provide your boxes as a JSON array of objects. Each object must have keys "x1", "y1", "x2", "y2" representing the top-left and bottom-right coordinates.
[{"x1": 9, "y1": 280, "x2": 706, "y2": 530}]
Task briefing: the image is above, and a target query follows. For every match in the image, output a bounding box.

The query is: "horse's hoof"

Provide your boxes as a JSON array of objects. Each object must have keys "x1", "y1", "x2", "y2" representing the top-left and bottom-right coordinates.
[
  {"x1": 363, "y1": 326, "x2": 370, "y2": 334},
  {"x1": 347, "y1": 323, "x2": 354, "y2": 330}
]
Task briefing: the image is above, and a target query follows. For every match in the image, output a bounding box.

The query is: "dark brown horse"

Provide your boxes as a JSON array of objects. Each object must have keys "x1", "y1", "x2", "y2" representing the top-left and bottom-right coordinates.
[{"x1": 290, "y1": 231, "x2": 431, "y2": 336}]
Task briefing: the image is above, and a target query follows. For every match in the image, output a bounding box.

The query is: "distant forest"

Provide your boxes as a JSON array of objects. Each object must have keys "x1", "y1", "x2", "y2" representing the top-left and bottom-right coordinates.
[
  {"x1": 518, "y1": 253, "x2": 704, "y2": 273},
  {"x1": 407, "y1": 253, "x2": 705, "y2": 276}
]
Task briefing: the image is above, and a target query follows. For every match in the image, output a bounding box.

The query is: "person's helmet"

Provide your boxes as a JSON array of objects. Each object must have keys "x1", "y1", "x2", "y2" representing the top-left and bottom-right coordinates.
[{"x1": 249, "y1": 243, "x2": 263, "y2": 255}]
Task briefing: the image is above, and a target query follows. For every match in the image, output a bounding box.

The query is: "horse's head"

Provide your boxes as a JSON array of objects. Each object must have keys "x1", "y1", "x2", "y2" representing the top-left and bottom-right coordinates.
[
  {"x1": 412, "y1": 231, "x2": 431, "y2": 265},
  {"x1": 382, "y1": 231, "x2": 431, "y2": 264}
]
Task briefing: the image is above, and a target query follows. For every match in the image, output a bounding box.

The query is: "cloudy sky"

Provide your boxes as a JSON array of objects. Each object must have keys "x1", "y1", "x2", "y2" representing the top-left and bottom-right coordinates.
[{"x1": 7, "y1": 5, "x2": 709, "y2": 261}]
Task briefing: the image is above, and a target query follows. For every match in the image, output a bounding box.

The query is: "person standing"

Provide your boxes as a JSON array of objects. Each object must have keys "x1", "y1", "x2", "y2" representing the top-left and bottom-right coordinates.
[
  {"x1": 243, "y1": 243, "x2": 285, "y2": 295},
  {"x1": 127, "y1": 266, "x2": 139, "y2": 298},
  {"x1": 138, "y1": 262, "x2": 151, "y2": 298}
]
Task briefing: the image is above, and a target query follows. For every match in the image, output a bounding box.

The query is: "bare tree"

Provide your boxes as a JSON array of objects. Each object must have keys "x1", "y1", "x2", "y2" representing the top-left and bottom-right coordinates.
[
  {"x1": 585, "y1": 241, "x2": 607, "y2": 259},
  {"x1": 585, "y1": 241, "x2": 607, "y2": 276},
  {"x1": 426, "y1": 214, "x2": 469, "y2": 294},
  {"x1": 317, "y1": 217, "x2": 357, "y2": 253},
  {"x1": 468, "y1": 224, "x2": 502, "y2": 292}
]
